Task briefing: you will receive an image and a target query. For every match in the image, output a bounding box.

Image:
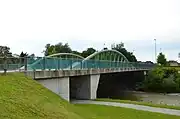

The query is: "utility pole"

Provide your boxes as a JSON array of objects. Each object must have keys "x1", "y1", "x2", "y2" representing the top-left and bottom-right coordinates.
[{"x1": 154, "y1": 39, "x2": 157, "y2": 63}]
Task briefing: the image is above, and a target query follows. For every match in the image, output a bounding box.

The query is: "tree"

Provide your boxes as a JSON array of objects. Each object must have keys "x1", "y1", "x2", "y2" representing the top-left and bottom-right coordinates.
[
  {"x1": 111, "y1": 43, "x2": 137, "y2": 62},
  {"x1": 54, "y1": 43, "x2": 72, "y2": 53},
  {"x1": 0, "y1": 46, "x2": 13, "y2": 64},
  {"x1": 43, "y1": 43, "x2": 72, "y2": 56},
  {"x1": 72, "y1": 51, "x2": 81, "y2": 56},
  {"x1": 157, "y1": 52, "x2": 167, "y2": 66},
  {"x1": 20, "y1": 52, "x2": 28, "y2": 57},
  {"x1": 0, "y1": 46, "x2": 12, "y2": 57},
  {"x1": 81, "y1": 48, "x2": 96, "y2": 58},
  {"x1": 137, "y1": 67, "x2": 180, "y2": 93},
  {"x1": 43, "y1": 44, "x2": 56, "y2": 56}
]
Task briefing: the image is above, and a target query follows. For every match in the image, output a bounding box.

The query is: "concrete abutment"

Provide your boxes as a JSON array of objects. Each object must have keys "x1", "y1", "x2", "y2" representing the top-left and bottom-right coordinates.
[
  {"x1": 36, "y1": 74, "x2": 100, "y2": 101},
  {"x1": 37, "y1": 77, "x2": 70, "y2": 101}
]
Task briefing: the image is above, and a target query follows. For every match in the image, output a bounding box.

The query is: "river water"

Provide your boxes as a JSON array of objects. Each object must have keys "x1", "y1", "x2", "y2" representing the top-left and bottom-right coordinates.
[{"x1": 120, "y1": 91, "x2": 180, "y2": 106}]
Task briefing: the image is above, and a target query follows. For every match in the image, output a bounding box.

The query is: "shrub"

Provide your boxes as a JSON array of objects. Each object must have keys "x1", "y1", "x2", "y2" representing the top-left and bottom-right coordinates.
[{"x1": 138, "y1": 67, "x2": 180, "y2": 93}]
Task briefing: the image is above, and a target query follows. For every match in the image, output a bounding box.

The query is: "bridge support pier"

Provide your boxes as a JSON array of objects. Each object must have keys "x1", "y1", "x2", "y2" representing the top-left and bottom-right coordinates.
[
  {"x1": 37, "y1": 77, "x2": 70, "y2": 101},
  {"x1": 90, "y1": 74, "x2": 100, "y2": 99},
  {"x1": 70, "y1": 74, "x2": 100, "y2": 100}
]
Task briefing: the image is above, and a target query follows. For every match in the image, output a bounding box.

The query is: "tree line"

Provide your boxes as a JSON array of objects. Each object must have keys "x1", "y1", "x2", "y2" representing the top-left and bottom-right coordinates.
[
  {"x1": 0, "y1": 42, "x2": 137, "y2": 64},
  {"x1": 137, "y1": 67, "x2": 180, "y2": 93},
  {"x1": 43, "y1": 42, "x2": 137, "y2": 62}
]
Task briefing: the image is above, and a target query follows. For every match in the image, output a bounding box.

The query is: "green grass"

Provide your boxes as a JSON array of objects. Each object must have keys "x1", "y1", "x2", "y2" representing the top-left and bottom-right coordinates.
[
  {"x1": 162, "y1": 66, "x2": 180, "y2": 70},
  {"x1": 73, "y1": 104, "x2": 180, "y2": 119},
  {"x1": 0, "y1": 73, "x2": 179, "y2": 119},
  {"x1": 0, "y1": 73, "x2": 81, "y2": 119},
  {"x1": 96, "y1": 98, "x2": 180, "y2": 110}
]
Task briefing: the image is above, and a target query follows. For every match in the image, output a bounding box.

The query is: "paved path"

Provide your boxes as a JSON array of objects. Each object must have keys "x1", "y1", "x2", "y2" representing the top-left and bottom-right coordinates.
[{"x1": 72, "y1": 100, "x2": 180, "y2": 116}]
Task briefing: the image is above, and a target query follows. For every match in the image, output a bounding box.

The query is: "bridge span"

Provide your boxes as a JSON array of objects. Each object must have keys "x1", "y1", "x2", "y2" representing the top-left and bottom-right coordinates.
[
  {"x1": 0, "y1": 50, "x2": 154, "y2": 101},
  {"x1": 27, "y1": 68, "x2": 149, "y2": 101}
]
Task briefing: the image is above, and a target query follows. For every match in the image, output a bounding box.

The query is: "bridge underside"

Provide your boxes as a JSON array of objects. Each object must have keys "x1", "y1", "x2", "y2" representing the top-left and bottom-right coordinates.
[
  {"x1": 97, "y1": 71, "x2": 145, "y2": 99},
  {"x1": 35, "y1": 70, "x2": 146, "y2": 101},
  {"x1": 70, "y1": 75, "x2": 100, "y2": 100},
  {"x1": 69, "y1": 70, "x2": 146, "y2": 100}
]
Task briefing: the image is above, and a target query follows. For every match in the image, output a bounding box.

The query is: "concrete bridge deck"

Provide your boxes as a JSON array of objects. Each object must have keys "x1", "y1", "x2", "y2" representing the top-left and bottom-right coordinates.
[{"x1": 27, "y1": 68, "x2": 149, "y2": 79}]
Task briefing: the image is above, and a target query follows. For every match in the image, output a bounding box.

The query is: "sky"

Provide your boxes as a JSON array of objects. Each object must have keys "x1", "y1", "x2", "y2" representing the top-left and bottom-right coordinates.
[{"x1": 0, "y1": 0, "x2": 180, "y2": 62}]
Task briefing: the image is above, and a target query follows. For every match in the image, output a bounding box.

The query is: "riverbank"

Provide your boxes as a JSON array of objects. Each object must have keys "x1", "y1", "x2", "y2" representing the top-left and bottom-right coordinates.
[
  {"x1": 97, "y1": 90, "x2": 180, "y2": 107},
  {"x1": 130, "y1": 91, "x2": 180, "y2": 106}
]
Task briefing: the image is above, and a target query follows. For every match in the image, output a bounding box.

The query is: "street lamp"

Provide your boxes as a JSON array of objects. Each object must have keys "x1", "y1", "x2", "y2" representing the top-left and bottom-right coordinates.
[
  {"x1": 154, "y1": 39, "x2": 157, "y2": 63},
  {"x1": 178, "y1": 53, "x2": 180, "y2": 62}
]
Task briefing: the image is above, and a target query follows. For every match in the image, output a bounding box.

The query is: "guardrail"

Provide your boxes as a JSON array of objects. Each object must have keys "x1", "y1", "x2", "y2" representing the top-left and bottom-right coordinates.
[{"x1": 0, "y1": 57, "x2": 155, "y2": 73}]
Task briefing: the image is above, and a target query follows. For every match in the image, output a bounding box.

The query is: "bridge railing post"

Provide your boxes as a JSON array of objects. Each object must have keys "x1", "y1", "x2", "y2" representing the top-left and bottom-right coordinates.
[
  {"x1": 80, "y1": 60, "x2": 83, "y2": 69},
  {"x1": 57, "y1": 57, "x2": 60, "y2": 70},
  {"x1": 126, "y1": 62, "x2": 128, "y2": 70},
  {"x1": 70, "y1": 58, "x2": 73, "y2": 70},
  {"x1": 124, "y1": 62, "x2": 126, "y2": 70},
  {"x1": 43, "y1": 57, "x2": 46, "y2": 70},
  {"x1": 24, "y1": 56, "x2": 28, "y2": 75},
  {"x1": 3, "y1": 56, "x2": 7, "y2": 75},
  {"x1": 119, "y1": 61, "x2": 122, "y2": 69}
]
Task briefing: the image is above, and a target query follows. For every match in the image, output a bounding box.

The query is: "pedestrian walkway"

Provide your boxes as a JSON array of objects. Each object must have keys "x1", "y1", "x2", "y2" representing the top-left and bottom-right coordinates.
[{"x1": 72, "y1": 100, "x2": 180, "y2": 116}]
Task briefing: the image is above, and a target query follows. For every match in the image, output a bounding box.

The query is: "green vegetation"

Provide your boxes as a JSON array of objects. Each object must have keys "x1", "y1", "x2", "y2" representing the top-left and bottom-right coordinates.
[
  {"x1": 137, "y1": 67, "x2": 180, "y2": 93},
  {"x1": 0, "y1": 73, "x2": 179, "y2": 119},
  {"x1": 0, "y1": 73, "x2": 81, "y2": 119},
  {"x1": 163, "y1": 66, "x2": 180, "y2": 71},
  {"x1": 111, "y1": 43, "x2": 137, "y2": 62},
  {"x1": 157, "y1": 52, "x2": 167, "y2": 66},
  {"x1": 74, "y1": 104, "x2": 180, "y2": 119},
  {"x1": 96, "y1": 98, "x2": 180, "y2": 110},
  {"x1": 43, "y1": 42, "x2": 137, "y2": 62}
]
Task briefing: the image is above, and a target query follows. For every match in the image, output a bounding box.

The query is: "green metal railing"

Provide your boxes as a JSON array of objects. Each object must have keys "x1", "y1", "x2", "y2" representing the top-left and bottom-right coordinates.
[{"x1": 0, "y1": 57, "x2": 154, "y2": 72}]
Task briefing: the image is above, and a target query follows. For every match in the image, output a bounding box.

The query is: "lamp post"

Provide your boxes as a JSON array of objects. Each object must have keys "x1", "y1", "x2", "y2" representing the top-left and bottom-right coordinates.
[
  {"x1": 154, "y1": 39, "x2": 157, "y2": 63},
  {"x1": 103, "y1": 43, "x2": 105, "y2": 50}
]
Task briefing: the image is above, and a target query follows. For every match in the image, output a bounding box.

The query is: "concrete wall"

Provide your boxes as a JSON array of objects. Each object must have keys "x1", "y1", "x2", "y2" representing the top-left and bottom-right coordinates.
[
  {"x1": 90, "y1": 74, "x2": 100, "y2": 99},
  {"x1": 70, "y1": 74, "x2": 100, "y2": 100},
  {"x1": 37, "y1": 77, "x2": 70, "y2": 101},
  {"x1": 70, "y1": 75, "x2": 90, "y2": 99},
  {"x1": 36, "y1": 74, "x2": 100, "y2": 101}
]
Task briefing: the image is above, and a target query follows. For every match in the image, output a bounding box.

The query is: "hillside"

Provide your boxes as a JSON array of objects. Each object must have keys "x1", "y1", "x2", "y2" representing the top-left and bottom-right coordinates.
[{"x1": 0, "y1": 73, "x2": 82, "y2": 119}]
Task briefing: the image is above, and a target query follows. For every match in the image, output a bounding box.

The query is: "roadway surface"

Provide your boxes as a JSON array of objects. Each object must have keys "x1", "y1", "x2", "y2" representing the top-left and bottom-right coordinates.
[{"x1": 72, "y1": 100, "x2": 180, "y2": 116}]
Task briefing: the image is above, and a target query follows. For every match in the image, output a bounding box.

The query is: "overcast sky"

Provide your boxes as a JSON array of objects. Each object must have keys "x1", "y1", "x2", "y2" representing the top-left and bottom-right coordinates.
[{"x1": 0, "y1": 0, "x2": 180, "y2": 62}]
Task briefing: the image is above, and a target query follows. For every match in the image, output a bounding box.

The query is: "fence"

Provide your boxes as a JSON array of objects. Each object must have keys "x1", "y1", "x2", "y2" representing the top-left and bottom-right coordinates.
[{"x1": 0, "y1": 57, "x2": 155, "y2": 72}]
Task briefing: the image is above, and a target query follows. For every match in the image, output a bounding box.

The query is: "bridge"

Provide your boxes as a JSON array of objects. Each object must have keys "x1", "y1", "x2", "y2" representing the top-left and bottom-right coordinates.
[
  {"x1": 25, "y1": 49, "x2": 153, "y2": 70},
  {"x1": 0, "y1": 49, "x2": 154, "y2": 101}
]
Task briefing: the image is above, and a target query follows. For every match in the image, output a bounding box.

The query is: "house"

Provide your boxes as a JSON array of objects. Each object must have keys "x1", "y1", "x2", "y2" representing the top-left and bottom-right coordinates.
[
  {"x1": 168, "y1": 60, "x2": 179, "y2": 66},
  {"x1": 145, "y1": 61, "x2": 154, "y2": 64}
]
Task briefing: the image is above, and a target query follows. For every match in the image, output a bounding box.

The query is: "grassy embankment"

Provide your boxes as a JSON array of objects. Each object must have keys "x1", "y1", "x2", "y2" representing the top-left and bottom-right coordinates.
[{"x1": 0, "y1": 73, "x2": 179, "y2": 119}]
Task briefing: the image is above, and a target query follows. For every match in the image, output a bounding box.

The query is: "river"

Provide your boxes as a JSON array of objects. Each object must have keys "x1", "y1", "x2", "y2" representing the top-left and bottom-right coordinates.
[{"x1": 121, "y1": 91, "x2": 180, "y2": 106}]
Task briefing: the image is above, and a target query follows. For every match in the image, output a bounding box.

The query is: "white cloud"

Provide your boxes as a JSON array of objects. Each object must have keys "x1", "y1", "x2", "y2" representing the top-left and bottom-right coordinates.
[{"x1": 0, "y1": 0, "x2": 180, "y2": 62}]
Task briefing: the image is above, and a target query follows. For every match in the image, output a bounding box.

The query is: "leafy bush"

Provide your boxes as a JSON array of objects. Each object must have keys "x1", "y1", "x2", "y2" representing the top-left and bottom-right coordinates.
[{"x1": 138, "y1": 67, "x2": 180, "y2": 93}]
